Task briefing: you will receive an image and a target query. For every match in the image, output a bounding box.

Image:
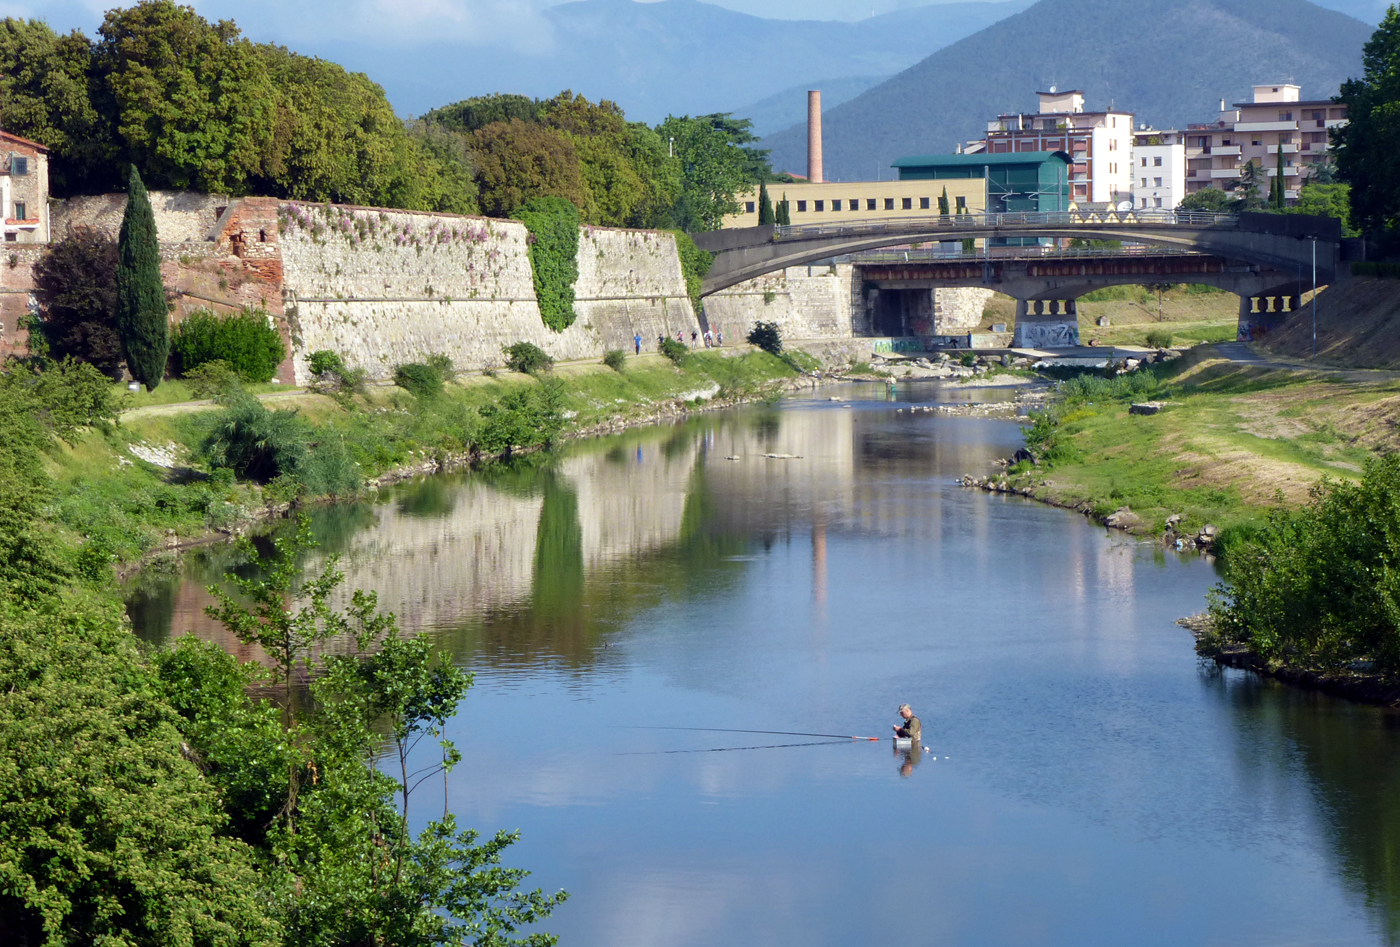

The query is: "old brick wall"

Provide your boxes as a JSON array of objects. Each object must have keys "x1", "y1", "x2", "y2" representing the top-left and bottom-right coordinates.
[{"x1": 0, "y1": 247, "x2": 43, "y2": 359}]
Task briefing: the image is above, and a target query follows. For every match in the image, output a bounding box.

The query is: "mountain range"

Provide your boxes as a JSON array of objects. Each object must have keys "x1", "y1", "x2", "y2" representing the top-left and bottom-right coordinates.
[{"x1": 759, "y1": 0, "x2": 1373, "y2": 181}]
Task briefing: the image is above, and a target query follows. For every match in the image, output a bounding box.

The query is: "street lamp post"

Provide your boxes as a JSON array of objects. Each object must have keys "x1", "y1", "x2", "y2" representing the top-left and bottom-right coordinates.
[{"x1": 1311, "y1": 236, "x2": 1318, "y2": 359}]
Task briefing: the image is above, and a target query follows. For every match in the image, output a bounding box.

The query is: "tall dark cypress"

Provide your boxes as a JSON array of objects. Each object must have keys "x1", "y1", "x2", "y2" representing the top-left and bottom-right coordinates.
[
  {"x1": 938, "y1": 186, "x2": 951, "y2": 217},
  {"x1": 758, "y1": 182, "x2": 775, "y2": 225},
  {"x1": 1275, "y1": 145, "x2": 1287, "y2": 210},
  {"x1": 115, "y1": 166, "x2": 169, "y2": 390}
]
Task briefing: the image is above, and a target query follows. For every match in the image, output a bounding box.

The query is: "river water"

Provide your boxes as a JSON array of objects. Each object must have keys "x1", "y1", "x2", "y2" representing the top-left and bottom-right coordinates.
[{"x1": 128, "y1": 381, "x2": 1400, "y2": 947}]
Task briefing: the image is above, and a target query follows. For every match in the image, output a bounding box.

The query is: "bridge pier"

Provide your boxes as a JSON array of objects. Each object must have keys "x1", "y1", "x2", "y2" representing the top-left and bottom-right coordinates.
[
  {"x1": 1236, "y1": 292, "x2": 1298, "y2": 341},
  {"x1": 1012, "y1": 298, "x2": 1081, "y2": 349}
]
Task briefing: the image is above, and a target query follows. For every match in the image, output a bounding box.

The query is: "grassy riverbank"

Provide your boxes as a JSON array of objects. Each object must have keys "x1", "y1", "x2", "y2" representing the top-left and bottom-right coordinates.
[
  {"x1": 47, "y1": 349, "x2": 812, "y2": 566},
  {"x1": 994, "y1": 346, "x2": 1400, "y2": 548}
]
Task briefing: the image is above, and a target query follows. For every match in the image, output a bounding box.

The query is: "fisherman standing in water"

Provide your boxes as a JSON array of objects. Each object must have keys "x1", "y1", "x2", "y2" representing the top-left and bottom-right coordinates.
[{"x1": 893, "y1": 703, "x2": 921, "y2": 742}]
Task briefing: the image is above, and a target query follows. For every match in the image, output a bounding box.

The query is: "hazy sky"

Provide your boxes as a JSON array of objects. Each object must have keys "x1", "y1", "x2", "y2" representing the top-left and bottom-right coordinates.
[{"x1": 11, "y1": 0, "x2": 1384, "y2": 53}]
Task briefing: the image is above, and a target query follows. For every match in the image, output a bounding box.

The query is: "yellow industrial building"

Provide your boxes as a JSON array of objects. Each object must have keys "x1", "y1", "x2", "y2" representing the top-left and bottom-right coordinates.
[{"x1": 722, "y1": 178, "x2": 987, "y2": 228}]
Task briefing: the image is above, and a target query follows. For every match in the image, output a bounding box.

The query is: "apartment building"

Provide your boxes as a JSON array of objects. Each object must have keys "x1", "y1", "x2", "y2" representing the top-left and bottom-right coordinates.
[
  {"x1": 1131, "y1": 127, "x2": 1186, "y2": 210},
  {"x1": 1184, "y1": 84, "x2": 1347, "y2": 201},
  {"x1": 981, "y1": 89, "x2": 1135, "y2": 206},
  {"x1": 0, "y1": 131, "x2": 50, "y2": 244}
]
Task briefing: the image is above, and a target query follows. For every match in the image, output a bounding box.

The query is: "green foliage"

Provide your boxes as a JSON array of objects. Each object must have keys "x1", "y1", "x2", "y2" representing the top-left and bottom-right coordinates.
[
  {"x1": 115, "y1": 165, "x2": 168, "y2": 389},
  {"x1": 757, "y1": 181, "x2": 774, "y2": 225},
  {"x1": 660, "y1": 337, "x2": 689, "y2": 363},
  {"x1": 394, "y1": 362, "x2": 445, "y2": 399},
  {"x1": 1178, "y1": 187, "x2": 1237, "y2": 213},
  {"x1": 657, "y1": 113, "x2": 763, "y2": 231},
  {"x1": 307, "y1": 350, "x2": 368, "y2": 398},
  {"x1": 1290, "y1": 182, "x2": 1358, "y2": 236},
  {"x1": 504, "y1": 341, "x2": 554, "y2": 374},
  {"x1": 938, "y1": 186, "x2": 951, "y2": 217},
  {"x1": 1354, "y1": 261, "x2": 1400, "y2": 278},
  {"x1": 475, "y1": 377, "x2": 567, "y2": 455},
  {"x1": 1, "y1": 356, "x2": 121, "y2": 443},
  {"x1": 32, "y1": 228, "x2": 122, "y2": 378},
  {"x1": 172, "y1": 308, "x2": 286, "y2": 382},
  {"x1": 603, "y1": 348, "x2": 627, "y2": 372},
  {"x1": 775, "y1": 193, "x2": 791, "y2": 226},
  {"x1": 472, "y1": 120, "x2": 588, "y2": 219},
  {"x1": 184, "y1": 359, "x2": 243, "y2": 400},
  {"x1": 1209, "y1": 455, "x2": 1400, "y2": 671},
  {"x1": 425, "y1": 93, "x2": 544, "y2": 134},
  {"x1": 747, "y1": 320, "x2": 783, "y2": 355},
  {"x1": 671, "y1": 230, "x2": 714, "y2": 316},
  {"x1": 0, "y1": 382, "x2": 69, "y2": 600},
  {"x1": 512, "y1": 196, "x2": 580, "y2": 332},
  {"x1": 426, "y1": 352, "x2": 455, "y2": 381},
  {"x1": 1336, "y1": 9, "x2": 1400, "y2": 234},
  {"x1": 0, "y1": 598, "x2": 279, "y2": 945},
  {"x1": 203, "y1": 393, "x2": 359, "y2": 495},
  {"x1": 308, "y1": 350, "x2": 345, "y2": 377},
  {"x1": 959, "y1": 352, "x2": 978, "y2": 367},
  {"x1": 1057, "y1": 369, "x2": 1163, "y2": 404},
  {"x1": 1145, "y1": 329, "x2": 1174, "y2": 348}
]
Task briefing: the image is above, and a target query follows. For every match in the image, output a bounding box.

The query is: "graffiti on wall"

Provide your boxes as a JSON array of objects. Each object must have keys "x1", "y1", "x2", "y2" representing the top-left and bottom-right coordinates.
[
  {"x1": 1013, "y1": 320, "x2": 1080, "y2": 349},
  {"x1": 871, "y1": 337, "x2": 929, "y2": 354}
]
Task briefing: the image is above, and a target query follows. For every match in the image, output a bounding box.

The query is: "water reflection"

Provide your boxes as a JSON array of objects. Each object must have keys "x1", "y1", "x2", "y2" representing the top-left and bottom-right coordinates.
[{"x1": 123, "y1": 380, "x2": 1400, "y2": 946}]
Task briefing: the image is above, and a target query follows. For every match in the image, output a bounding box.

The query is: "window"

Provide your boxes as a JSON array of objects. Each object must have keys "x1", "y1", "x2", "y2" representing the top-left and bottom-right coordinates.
[
  {"x1": 955, "y1": 196, "x2": 966, "y2": 210},
  {"x1": 1153, "y1": 157, "x2": 1163, "y2": 167},
  {"x1": 1141, "y1": 157, "x2": 1148, "y2": 167},
  {"x1": 1154, "y1": 197, "x2": 1163, "y2": 208},
  {"x1": 10, "y1": 156, "x2": 27, "y2": 176},
  {"x1": 1279, "y1": 111, "x2": 1294, "y2": 122},
  {"x1": 1141, "y1": 198, "x2": 1148, "y2": 207},
  {"x1": 259, "y1": 229, "x2": 267, "y2": 243},
  {"x1": 852, "y1": 201, "x2": 861, "y2": 212},
  {"x1": 814, "y1": 200, "x2": 824, "y2": 211},
  {"x1": 1074, "y1": 184, "x2": 1087, "y2": 196},
  {"x1": 902, "y1": 197, "x2": 912, "y2": 210},
  {"x1": 1154, "y1": 177, "x2": 1163, "y2": 187},
  {"x1": 745, "y1": 202, "x2": 755, "y2": 213},
  {"x1": 1141, "y1": 178, "x2": 1148, "y2": 186},
  {"x1": 884, "y1": 198, "x2": 895, "y2": 210},
  {"x1": 1252, "y1": 139, "x2": 1262, "y2": 146},
  {"x1": 832, "y1": 199, "x2": 842, "y2": 211},
  {"x1": 796, "y1": 200, "x2": 806, "y2": 212},
  {"x1": 867, "y1": 199, "x2": 877, "y2": 210},
  {"x1": 13, "y1": 202, "x2": 25, "y2": 220},
  {"x1": 920, "y1": 197, "x2": 930, "y2": 209},
  {"x1": 1222, "y1": 139, "x2": 1232, "y2": 146},
  {"x1": 1109, "y1": 139, "x2": 1118, "y2": 151},
  {"x1": 3, "y1": 232, "x2": 13, "y2": 243}
]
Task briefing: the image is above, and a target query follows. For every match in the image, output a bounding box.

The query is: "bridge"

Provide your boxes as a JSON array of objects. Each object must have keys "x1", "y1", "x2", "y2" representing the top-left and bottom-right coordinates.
[{"x1": 692, "y1": 210, "x2": 1344, "y2": 346}]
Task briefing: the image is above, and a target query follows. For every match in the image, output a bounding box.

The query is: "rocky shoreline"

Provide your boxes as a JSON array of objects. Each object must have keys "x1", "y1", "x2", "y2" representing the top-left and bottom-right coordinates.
[{"x1": 1179, "y1": 614, "x2": 1400, "y2": 708}]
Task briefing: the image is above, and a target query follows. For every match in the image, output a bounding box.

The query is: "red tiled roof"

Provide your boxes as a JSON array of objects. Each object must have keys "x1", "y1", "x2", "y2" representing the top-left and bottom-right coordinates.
[{"x1": 0, "y1": 131, "x2": 48, "y2": 152}]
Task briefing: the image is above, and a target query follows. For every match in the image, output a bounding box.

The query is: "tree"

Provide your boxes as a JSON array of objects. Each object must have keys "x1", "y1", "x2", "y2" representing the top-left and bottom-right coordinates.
[
  {"x1": 1178, "y1": 187, "x2": 1235, "y2": 213},
  {"x1": 425, "y1": 93, "x2": 543, "y2": 134},
  {"x1": 32, "y1": 228, "x2": 123, "y2": 378},
  {"x1": 1273, "y1": 145, "x2": 1287, "y2": 210},
  {"x1": 757, "y1": 181, "x2": 774, "y2": 225},
  {"x1": 1291, "y1": 182, "x2": 1359, "y2": 236},
  {"x1": 115, "y1": 165, "x2": 168, "y2": 390},
  {"x1": 938, "y1": 186, "x2": 951, "y2": 217},
  {"x1": 1336, "y1": 7, "x2": 1400, "y2": 234},
  {"x1": 1236, "y1": 160, "x2": 1268, "y2": 211},
  {"x1": 776, "y1": 193, "x2": 791, "y2": 226},
  {"x1": 656, "y1": 113, "x2": 759, "y2": 231},
  {"x1": 469, "y1": 119, "x2": 588, "y2": 218}
]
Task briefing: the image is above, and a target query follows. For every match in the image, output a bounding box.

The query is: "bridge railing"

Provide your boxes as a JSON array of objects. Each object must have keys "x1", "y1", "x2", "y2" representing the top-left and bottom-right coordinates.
[
  {"x1": 772, "y1": 210, "x2": 1239, "y2": 240},
  {"x1": 844, "y1": 244, "x2": 1216, "y2": 264}
]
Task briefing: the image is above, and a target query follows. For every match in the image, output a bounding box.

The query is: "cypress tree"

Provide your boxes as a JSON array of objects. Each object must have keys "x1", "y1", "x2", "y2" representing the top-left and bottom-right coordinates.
[
  {"x1": 938, "y1": 186, "x2": 951, "y2": 217},
  {"x1": 758, "y1": 182, "x2": 775, "y2": 225},
  {"x1": 1274, "y1": 146, "x2": 1287, "y2": 210},
  {"x1": 115, "y1": 166, "x2": 169, "y2": 389},
  {"x1": 776, "y1": 194, "x2": 790, "y2": 226}
]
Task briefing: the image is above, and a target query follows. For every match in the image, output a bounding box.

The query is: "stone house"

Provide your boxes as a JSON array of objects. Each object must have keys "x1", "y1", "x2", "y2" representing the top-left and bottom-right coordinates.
[{"x1": 0, "y1": 131, "x2": 50, "y2": 244}]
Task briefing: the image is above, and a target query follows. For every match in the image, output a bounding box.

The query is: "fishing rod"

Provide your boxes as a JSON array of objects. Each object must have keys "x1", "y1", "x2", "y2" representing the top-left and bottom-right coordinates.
[
  {"x1": 615, "y1": 739, "x2": 853, "y2": 756},
  {"x1": 630, "y1": 726, "x2": 882, "y2": 742}
]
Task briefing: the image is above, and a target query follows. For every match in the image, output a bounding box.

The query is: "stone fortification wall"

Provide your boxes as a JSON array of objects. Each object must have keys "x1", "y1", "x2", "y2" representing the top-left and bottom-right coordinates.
[
  {"x1": 0, "y1": 246, "x2": 45, "y2": 360},
  {"x1": 52, "y1": 191, "x2": 229, "y2": 243},
  {"x1": 278, "y1": 203, "x2": 700, "y2": 383},
  {"x1": 703, "y1": 264, "x2": 859, "y2": 343},
  {"x1": 935, "y1": 288, "x2": 995, "y2": 333}
]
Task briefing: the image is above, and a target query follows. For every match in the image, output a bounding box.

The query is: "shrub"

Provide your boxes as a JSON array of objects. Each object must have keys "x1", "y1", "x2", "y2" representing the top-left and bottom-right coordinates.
[
  {"x1": 747, "y1": 321, "x2": 782, "y2": 355},
  {"x1": 474, "y1": 377, "x2": 566, "y2": 455},
  {"x1": 426, "y1": 353, "x2": 455, "y2": 381},
  {"x1": 393, "y1": 362, "x2": 444, "y2": 399},
  {"x1": 183, "y1": 359, "x2": 242, "y2": 400},
  {"x1": 959, "y1": 352, "x2": 977, "y2": 367},
  {"x1": 660, "y1": 337, "x2": 688, "y2": 363},
  {"x1": 172, "y1": 308, "x2": 286, "y2": 382},
  {"x1": 1145, "y1": 329, "x2": 1174, "y2": 348},
  {"x1": 503, "y1": 341, "x2": 554, "y2": 374},
  {"x1": 32, "y1": 228, "x2": 123, "y2": 379},
  {"x1": 512, "y1": 196, "x2": 580, "y2": 331},
  {"x1": 202, "y1": 394, "x2": 357, "y2": 494},
  {"x1": 308, "y1": 350, "x2": 346, "y2": 377},
  {"x1": 307, "y1": 349, "x2": 368, "y2": 398},
  {"x1": 1, "y1": 357, "x2": 121, "y2": 443},
  {"x1": 603, "y1": 349, "x2": 627, "y2": 372},
  {"x1": 1353, "y1": 261, "x2": 1400, "y2": 279}
]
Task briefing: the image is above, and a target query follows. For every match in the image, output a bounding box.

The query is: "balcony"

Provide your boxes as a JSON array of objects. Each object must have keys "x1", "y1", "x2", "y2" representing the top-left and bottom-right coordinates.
[
  {"x1": 1326, "y1": 119, "x2": 1349, "y2": 129},
  {"x1": 1266, "y1": 144, "x2": 1300, "y2": 154},
  {"x1": 1213, "y1": 145, "x2": 1241, "y2": 156},
  {"x1": 1235, "y1": 121, "x2": 1299, "y2": 132},
  {"x1": 1210, "y1": 168, "x2": 1242, "y2": 179}
]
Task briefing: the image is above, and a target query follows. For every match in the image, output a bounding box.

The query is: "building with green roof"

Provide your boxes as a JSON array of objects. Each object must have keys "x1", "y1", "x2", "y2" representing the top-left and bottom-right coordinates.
[{"x1": 892, "y1": 152, "x2": 1071, "y2": 214}]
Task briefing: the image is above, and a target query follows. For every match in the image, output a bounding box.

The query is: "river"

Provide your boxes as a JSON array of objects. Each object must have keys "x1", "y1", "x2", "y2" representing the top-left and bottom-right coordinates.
[{"x1": 127, "y1": 381, "x2": 1400, "y2": 947}]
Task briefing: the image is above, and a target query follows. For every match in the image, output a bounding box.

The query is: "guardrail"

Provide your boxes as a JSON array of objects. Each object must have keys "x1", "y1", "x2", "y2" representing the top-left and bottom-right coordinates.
[
  {"x1": 845, "y1": 244, "x2": 1213, "y2": 264},
  {"x1": 773, "y1": 210, "x2": 1239, "y2": 241}
]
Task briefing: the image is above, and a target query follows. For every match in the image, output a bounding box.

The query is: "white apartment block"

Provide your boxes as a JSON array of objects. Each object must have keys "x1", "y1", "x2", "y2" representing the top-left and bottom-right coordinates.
[
  {"x1": 1131, "y1": 128, "x2": 1186, "y2": 210},
  {"x1": 1185, "y1": 84, "x2": 1347, "y2": 201},
  {"x1": 981, "y1": 89, "x2": 1135, "y2": 206}
]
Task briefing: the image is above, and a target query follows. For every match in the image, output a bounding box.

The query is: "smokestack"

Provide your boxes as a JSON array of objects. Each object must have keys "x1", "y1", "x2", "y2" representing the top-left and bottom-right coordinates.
[{"x1": 807, "y1": 90, "x2": 824, "y2": 184}]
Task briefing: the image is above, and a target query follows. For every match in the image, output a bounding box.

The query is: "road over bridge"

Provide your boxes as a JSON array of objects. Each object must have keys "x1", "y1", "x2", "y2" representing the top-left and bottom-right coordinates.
[{"x1": 693, "y1": 210, "x2": 1343, "y2": 346}]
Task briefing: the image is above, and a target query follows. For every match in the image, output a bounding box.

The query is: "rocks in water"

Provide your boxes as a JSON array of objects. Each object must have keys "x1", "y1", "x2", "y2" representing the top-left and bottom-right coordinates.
[
  {"x1": 1104, "y1": 506, "x2": 1144, "y2": 530},
  {"x1": 1129, "y1": 402, "x2": 1163, "y2": 416},
  {"x1": 1165, "y1": 513, "x2": 1183, "y2": 529},
  {"x1": 1197, "y1": 523, "x2": 1220, "y2": 548}
]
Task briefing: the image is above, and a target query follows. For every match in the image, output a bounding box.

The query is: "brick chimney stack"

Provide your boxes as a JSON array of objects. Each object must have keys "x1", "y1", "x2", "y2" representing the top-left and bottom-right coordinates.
[{"x1": 807, "y1": 90, "x2": 823, "y2": 184}]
